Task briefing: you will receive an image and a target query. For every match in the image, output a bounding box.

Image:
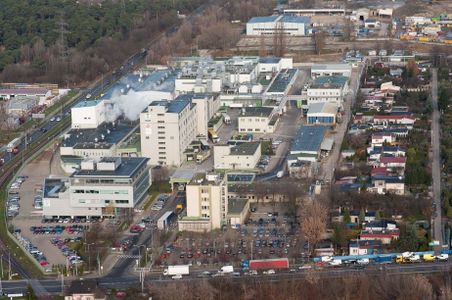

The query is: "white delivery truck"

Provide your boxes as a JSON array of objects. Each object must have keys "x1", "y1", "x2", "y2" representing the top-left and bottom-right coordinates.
[
  {"x1": 219, "y1": 265, "x2": 234, "y2": 274},
  {"x1": 163, "y1": 265, "x2": 190, "y2": 277}
]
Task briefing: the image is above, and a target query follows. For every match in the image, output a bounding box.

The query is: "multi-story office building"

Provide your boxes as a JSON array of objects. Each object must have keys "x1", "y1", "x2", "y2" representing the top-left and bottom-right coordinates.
[
  {"x1": 43, "y1": 157, "x2": 151, "y2": 218},
  {"x1": 179, "y1": 173, "x2": 228, "y2": 232},
  {"x1": 140, "y1": 99, "x2": 197, "y2": 166}
]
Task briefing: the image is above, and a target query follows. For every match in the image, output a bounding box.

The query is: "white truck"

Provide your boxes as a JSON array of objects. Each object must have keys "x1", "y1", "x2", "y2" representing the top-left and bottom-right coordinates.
[
  {"x1": 219, "y1": 265, "x2": 234, "y2": 274},
  {"x1": 163, "y1": 265, "x2": 190, "y2": 277}
]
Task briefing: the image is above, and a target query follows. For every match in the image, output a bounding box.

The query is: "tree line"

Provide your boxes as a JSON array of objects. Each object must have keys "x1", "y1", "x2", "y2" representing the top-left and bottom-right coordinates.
[{"x1": 0, "y1": 0, "x2": 207, "y2": 84}]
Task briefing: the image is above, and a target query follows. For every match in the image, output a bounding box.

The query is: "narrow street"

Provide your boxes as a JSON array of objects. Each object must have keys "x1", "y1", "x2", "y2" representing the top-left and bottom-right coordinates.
[
  {"x1": 430, "y1": 68, "x2": 443, "y2": 245},
  {"x1": 318, "y1": 63, "x2": 365, "y2": 182}
]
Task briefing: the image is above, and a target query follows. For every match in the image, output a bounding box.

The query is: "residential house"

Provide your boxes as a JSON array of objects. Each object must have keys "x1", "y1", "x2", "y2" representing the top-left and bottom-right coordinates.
[{"x1": 349, "y1": 239, "x2": 382, "y2": 255}]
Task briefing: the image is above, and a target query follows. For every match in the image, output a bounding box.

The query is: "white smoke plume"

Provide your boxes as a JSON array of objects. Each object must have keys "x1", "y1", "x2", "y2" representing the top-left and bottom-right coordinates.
[{"x1": 104, "y1": 89, "x2": 172, "y2": 122}]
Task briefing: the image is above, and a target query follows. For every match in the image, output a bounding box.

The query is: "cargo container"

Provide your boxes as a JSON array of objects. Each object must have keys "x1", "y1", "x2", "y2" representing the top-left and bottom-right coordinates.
[
  {"x1": 247, "y1": 258, "x2": 289, "y2": 270},
  {"x1": 374, "y1": 256, "x2": 393, "y2": 264}
]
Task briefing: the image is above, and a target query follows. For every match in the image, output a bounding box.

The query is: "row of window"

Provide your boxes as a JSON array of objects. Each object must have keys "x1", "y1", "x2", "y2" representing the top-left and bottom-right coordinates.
[
  {"x1": 78, "y1": 199, "x2": 129, "y2": 204},
  {"x1": 72, "y1": 189, "x2": 128, "y2": 195}
]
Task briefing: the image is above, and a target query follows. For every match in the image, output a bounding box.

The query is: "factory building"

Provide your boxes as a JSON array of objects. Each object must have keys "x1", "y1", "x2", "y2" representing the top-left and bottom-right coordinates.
[
  {"x1": 307, "y1": 76, "x2": 349, "y2": 109},
  {"x1": 43, "y1": 157, "x2": 151, "y2": 218},
  {"x1": 310, "y1": 63, "x2": 352, "y2": 79},
  {"x1": 140, "y1": 99, "x2": 197, "y2": 166},
  {"x1": 246, "y1": 15, "x2": 311, "y2": 36},
  {"x1": 71, "y1": 100, "x2": 107, "y2": 129}
]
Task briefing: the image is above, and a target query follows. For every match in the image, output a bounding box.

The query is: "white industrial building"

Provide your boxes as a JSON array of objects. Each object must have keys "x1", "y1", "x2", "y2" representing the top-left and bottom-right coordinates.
[
  {"x1": 43, "y1": 157, "x2": 151, "y2": 218},
  {"x1": 258, "y1": 57, "x2": 293, "y2": 73},
  {"x1": 311, "y1": 63, "x2": 352, "y2": 79},
  {"x1": 306, "y1": 102, "x2": 337, "y2": 125},
  {"x1": 238, "y1": 107, "x2": 278, "y2": 133},
  {"x1": 246, "y1": 15, "x2": 311, "y2": 36},
  {"x1": 140, "y1": 99, "x2": 197, "y2": 166},
  {"x1": 71, "y1": 100, "x2": 106, "y2": 129},
  {"x1": 307, "y1": 76, "x2": 349, "y2": 109},
  {"x1": 214, "y1": 142, "x2": 261, "y2": 170},
  {"x1": 0, "y1": 88, "x2": 51, "y2": 101},
  {"x1": 60, "y1": 121, "x2": 136, "y2": 163},
  {"x1": 175, "y1": 93, "x2": 220, "y2": 138}
]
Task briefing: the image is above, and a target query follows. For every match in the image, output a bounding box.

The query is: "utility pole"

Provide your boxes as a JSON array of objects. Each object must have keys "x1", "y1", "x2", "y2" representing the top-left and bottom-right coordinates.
[
  {"x1": 60, "y1": 272, "x2": 64, "y2": 296},
  {"x1": 8, "y1": 253, "x2": 11, "y2": 280},
  {"x1": 1, "y1": 254, "x2": 3, "y2": 279}
]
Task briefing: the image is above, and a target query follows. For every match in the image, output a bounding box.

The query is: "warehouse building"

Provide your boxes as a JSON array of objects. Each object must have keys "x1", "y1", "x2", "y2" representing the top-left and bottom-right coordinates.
[
  {"x1": 310, "y1": 63, "x2": 352, "y2": 79},
  {"x1": 214, "y1": 142, "x2": 261, "y2": 170},
  {"x1": 6, "y1": 96, "x2": 39, "y2": 116},
  {"x1": 246, "y1": 15, "x2": 311, "y2": 36},
  {"x1": 288, "y1": 125, "x2": 327, "y2": 163},
  {"x1": 43, "y1": 157, "x2": 151, "y2": 219},
  {"x1": 306, "y1": 102, "x2": 337, "y2": 125},
  {"x1": 140, "y1": 99, "x2": 197, "y2": 166}
]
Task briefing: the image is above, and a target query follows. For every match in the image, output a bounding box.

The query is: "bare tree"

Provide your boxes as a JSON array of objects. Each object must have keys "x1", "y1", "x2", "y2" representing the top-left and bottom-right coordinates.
[
  {"x1": 258, "y1": 35, "x2": 267, "y2": 57},
  {"x1": 299, "y1": 200, "x2": 328, "y2": 253},
  {"x1": 313, "y1": 29, "x2": 326, "y2": 55}
]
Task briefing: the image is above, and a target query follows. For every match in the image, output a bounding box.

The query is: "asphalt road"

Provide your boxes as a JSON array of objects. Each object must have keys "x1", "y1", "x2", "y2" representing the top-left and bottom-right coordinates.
[
  {"x1": 1, "y1": 260, "x2": 452, "y2": 296},
  {"x1": 430, "y1": 68, "x2": 443, "y2": 246},
  {"x1": 318, "y1": 62, "x2": 365, "y2": 183}
]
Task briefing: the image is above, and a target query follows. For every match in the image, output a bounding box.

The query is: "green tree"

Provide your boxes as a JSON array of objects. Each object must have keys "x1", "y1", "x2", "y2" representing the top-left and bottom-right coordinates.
[
  {"x1": 343, "y1": 209, "x2": 351, "y2": 223},
  {"x1": 375, "y1": 210, "x2": 381, "y2": 220},
  {"x1": 396, "y1": 225, "x2": 419, "y2": 252},
  {"x1": 359, "y1": 208, "x2": 365, "y2": 224}
]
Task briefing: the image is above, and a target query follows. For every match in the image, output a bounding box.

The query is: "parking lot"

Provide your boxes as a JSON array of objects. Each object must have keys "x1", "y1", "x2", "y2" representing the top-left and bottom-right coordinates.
[
  {"x1": 8, "y1": 148, "x2": 84, "y2": 266},
  {"x1": 155, "y1": 203, "x2": 303, "y2": 267}
]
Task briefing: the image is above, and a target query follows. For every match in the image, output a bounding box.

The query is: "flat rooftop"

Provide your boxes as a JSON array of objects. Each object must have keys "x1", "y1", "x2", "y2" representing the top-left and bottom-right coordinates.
[
  {"x1": 267, "y1": 69, "x2": 297, "y2": 93},
  {"x1": 73, "y1": 157, "x2": 149, "y2": 178},
  {"x1": 307, "y1": 102, "x2": 337, "y2": 115},
  {"x1": 62, "y1": 121, "x2": 136, "y2": 149},
  {"x1": 240, "y1": 106, "x2": 274, "y2": 118},
  {"x1": 259, "y1": 57, "x2": 281, "y2": 64},
  {"x1": 73, "y1": 99, "x2": 103, "y2": 108},
  {"x1": 291, "y1": 126, "x2": 327, "y2": 154},
  {"x1": 310, "y1": 76, "x2": 348, "y2": 89},
  {"x1": 312, "y1": 63, "x2": 352, "y2": 71},
  {"x1": 148, "y1": 99, "x2": 192, "y2": 114},
  {"x1": 189, "y1": 172, "x2": 224, "y2": 185},
  {"x1": 230, "y1": 142, "x2": 260, "y2": 156},
  {"x1": 248, "y1": 15, "x2": 280, "y2": 24}
]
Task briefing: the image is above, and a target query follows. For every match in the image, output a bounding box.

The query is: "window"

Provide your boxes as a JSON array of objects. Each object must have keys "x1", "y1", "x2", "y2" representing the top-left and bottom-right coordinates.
[
  {"x1": 115, "y1": 200, "x2": 129, "y2": 204},
  {"x1": 158, "y1": 142, "x2": 165, "y2": 145},
  {"x1": 158, "y1": 147, "x2": 166, "y2": 150},
  {"x1": 157, "y1": 113, "x2": 164, "y2": 117},
  {"x1": 159, "y1": 151, "x2": 166, "y2": 155},
  {"x1": 79, "y1": 199, "x2": 86, "y2": 204},
  {"x1": 157, "y1": 120, "x2": 164, "y2": 123}
]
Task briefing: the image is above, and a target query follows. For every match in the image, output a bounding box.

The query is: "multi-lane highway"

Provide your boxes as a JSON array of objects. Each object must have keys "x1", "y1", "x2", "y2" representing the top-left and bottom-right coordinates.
[{"x1": 0, "y1": 260, "x2": 452, "y2": 296}]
